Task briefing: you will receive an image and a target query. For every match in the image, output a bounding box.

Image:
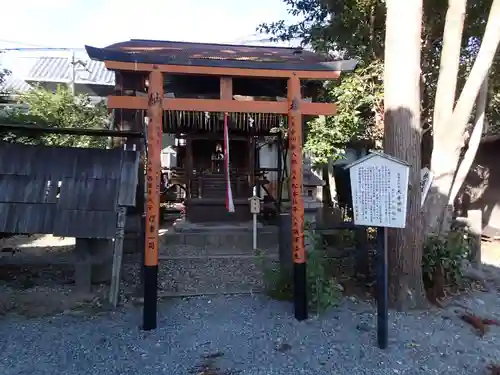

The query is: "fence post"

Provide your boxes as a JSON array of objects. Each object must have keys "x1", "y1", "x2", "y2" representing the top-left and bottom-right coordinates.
[
  {"x1": 354, "y1": 227, "x2": 369, "y2": 280},
  {"x1": 467, "y1": 210, "x2": 482, "y2": 268}
]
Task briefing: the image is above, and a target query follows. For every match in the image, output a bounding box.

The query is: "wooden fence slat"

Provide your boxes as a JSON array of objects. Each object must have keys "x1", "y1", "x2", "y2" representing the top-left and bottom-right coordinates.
[{"x1": 109, "y1": 206, "x2": 127, "y2": 307}]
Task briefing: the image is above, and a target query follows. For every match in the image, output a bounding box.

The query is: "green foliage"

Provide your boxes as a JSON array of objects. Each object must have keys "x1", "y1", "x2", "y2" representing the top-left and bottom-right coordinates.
[
  {"x1": 257, "y1": 221, "x2": 342, "y2": 313},
  {"x1": 305, "y1": 61, "x2": 383, "y2": 164},
  {"x1": 0, "y1": 85, "x2": 109, "y2": 148},
  {"x1": 0, "y1": 68, "x2": 10, "y2": 88},
  {"x1": 258, "y1": 0, "x2": 386, "y2": 60},
  {"x1": 422, "y1": 229, "x2": 472, "y2": 287},
  {"x1": 259, "y1": 0, "x2": 499, "y2": 159},
  {"x1": 0, "y1": 67, "x2": 12, "y2": 103},
  {"x1": 304, "y1": 222, "x2": 343, "y2": 312}
]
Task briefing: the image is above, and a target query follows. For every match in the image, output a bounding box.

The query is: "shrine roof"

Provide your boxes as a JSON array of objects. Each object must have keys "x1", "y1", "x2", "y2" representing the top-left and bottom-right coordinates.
[{"x1": 85, "y1": 39, "x2": 357, "y2": 73}]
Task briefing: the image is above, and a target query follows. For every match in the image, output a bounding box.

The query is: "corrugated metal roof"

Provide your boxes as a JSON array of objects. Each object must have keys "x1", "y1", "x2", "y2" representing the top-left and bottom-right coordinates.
[
  {"x1": 109, "y1": 39, "x2": 328, "y2": 63},
  {"x1": 0, "y1": 76, "x2": 32, "y2": 93},
  {"x1": 26, "y1": 57, "x2": 114, "y2": 86},
  {"x1": 86, "y1": 39, "x2": 357, "y2": 72}
]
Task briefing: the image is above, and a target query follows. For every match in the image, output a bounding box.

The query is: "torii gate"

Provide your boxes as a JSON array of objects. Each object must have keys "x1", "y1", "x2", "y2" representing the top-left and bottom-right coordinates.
[{"x1": 85, "y1": 40, "x2": 356, "y2": 329}]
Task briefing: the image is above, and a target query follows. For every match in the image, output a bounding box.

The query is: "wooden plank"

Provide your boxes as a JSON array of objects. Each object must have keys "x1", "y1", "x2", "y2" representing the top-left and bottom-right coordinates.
[
  {"x1": 220, "y1": 77, "x2": 233, "y2": 100},
  {"x1": 105, "y1": 60, "x2": 342, "y2": 79},
  {"x1": 0, "y1": 175, "x2": 49, "y2": 203},
  {"x1": 144, "y1": 70, "x2": 163, "y2": 267},
  {"x1": 0, "y1": 123, "x2": 143, "y2": 138},
  {"x1": 72, "y1": 148, "x2": 124, "y2": 179},
  {"x1": 53, "y1": 210, "x2": 117, "y2": 238},
  {"x1": 107, "y1": 96, "x2": 337, "y2": 115},
  {"x1": 0, "y1": 203, "x2": 55, "y2": 234},
  {"x1": 288, "y1": 75, "x2": 305, "y2": 264},
  {"x1": 109, "y1": 206, "x2": 127, "y2": 307},
  {"x1": 58, "y1": 178, "x2": 119, "y2": 211},
  {"x1": 118, "y1": 151, "x2": 140, "y2": 207},
  {"x1": 0, "y1": 144, "x2": 44, "y2": 176}
]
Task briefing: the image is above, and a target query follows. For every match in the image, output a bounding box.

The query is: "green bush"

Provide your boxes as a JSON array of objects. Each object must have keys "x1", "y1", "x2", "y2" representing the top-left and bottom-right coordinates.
[
  {"x1": 422, "y1": 228, "x2": 472, "y2": 288},
  {"x1": 258, "y1": 221, "x2": 342, "y2": 313}
]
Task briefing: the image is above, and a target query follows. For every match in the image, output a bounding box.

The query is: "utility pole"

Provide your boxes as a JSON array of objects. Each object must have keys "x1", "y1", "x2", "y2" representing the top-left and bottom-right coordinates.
[
  {"x1": 69, "y1": 51, "x2": 88, "y2": 95},
  {"x1": 70, "y1": 51, "x2": 76, "y2": 95}
]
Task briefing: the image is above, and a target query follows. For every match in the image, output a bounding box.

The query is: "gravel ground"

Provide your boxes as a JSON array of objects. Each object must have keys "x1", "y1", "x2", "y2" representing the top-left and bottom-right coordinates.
[{"x1": 1, "y1": 292, "x2": 500, "y2": 375}]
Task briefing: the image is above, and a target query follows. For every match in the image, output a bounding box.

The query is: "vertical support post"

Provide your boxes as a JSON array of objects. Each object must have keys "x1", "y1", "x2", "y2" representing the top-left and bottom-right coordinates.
[
  {"x1": 109, "y1": 206, "x2": 127, "y2": 307},
  {"x1": 253, "y1": 213, "x2": 258, "y2": 250},
  {"x1": 287, "y1": 74, "x2": 307, "y2": 321},
  {"x1": 376, "y1": 226, "x2": 388, "y2": 349},
  {"x1": 249, "y1": 135, "x2": 255, "y2": 191},
  {"x1": 467, "y1": 209, "x2": 482, "y2": 268},
  {"x1": 142, "y1": 69, "x2": 163, "y2": 331},
  {"x1": 277, "y1": 131, "x2": 283, "y2": 214},
  {"x1": 219, "y1": 76, "x2": 233, "y2": 100},
  {"x1": 354, "y1": 227, "x2": 369, "y2": 280},
  {"x1": 186, "y1": 135, "x2": 193, "y2": 198}
]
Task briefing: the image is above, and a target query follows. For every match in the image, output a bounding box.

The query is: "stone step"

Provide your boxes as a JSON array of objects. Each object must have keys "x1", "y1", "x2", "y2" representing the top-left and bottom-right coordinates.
[
  {"x1": 159, "y1": 230, "x2": 278, "y2": 253},
  {"x1": 159, "y1": 240, "x2": 278, "y2": 257},
  {"x1": 157, "y1": 255, "x2": 279, "y2": 296}
]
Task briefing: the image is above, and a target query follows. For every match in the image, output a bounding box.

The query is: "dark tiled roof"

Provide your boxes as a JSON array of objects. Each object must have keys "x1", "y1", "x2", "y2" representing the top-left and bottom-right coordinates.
[
  {"x1": 108, "y1": 39, "x2": 330, "y2": 63},
  {"x1": 86, "y1": 39, "x2": 357, "y2": 72}
]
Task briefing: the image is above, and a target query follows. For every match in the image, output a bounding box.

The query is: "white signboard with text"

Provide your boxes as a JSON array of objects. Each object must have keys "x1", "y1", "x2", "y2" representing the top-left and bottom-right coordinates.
[{"x1": 347, "y1": 152, "x2": 410, "y2": 229}]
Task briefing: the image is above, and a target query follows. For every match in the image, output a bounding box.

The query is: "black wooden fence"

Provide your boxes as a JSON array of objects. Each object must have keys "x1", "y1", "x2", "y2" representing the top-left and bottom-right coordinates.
[{"x1": 0, "y1": 143, "x2": 140, "y2": 238}]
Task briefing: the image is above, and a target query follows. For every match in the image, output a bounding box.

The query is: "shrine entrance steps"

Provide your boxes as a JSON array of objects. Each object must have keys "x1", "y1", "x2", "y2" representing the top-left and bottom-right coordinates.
[{"x1": 157, "y1": 220, "x2": 279, "y2": 296}]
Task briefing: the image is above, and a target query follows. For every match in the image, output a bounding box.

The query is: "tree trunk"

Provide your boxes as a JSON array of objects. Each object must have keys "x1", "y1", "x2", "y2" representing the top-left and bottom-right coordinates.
[
  {"x1": 448, "y1": 76, "x2": 489, "y2": 205},
  {"x1": 425, "y1": 0, "x2": 467, "y2": 233},
  {"x1": 427, "y1": 0, "x2": 500, "y2": 233},
  {"x1": 383, "y1": 0, "x2": 427, "y2": 309},
  {"x1": 432, "y1": 0, "x2": 467, "y2": 130}
]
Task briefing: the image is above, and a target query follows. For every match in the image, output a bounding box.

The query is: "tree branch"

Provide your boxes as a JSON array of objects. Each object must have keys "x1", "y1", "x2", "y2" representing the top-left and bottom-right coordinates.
[
  {"x1": 448, "y1": 75, "x2": 489, "y2": 205},
  {"x1": 432, "y1": 0, "x2": 467, "y2": 136}
]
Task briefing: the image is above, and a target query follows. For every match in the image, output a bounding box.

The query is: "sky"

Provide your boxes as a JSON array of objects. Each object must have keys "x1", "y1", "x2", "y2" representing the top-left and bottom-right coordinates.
[
  {"x1": 0, "y1": 0, "x2": 296, "y2": 48},
  {"x1": 0, "y1": 0, "x2": 299, "y2": 78}
]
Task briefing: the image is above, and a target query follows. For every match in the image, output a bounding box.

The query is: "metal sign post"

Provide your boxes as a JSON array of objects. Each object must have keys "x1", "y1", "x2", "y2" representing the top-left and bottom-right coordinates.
[
  {"x1": 345, "y1": 151, "x2": 410, "y2": 349},
  {"x1": 249, "y1": 187, "x2": 263, "y2": 250}
]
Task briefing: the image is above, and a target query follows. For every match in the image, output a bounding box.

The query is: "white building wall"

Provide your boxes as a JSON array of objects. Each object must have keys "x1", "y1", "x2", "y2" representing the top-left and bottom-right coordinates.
[
  {"x1": 258, "y1": 143, "x2": 279, "y2": 197},
  {"x1": 161, "y1": 134, "x2": 176, "y2": 168}
]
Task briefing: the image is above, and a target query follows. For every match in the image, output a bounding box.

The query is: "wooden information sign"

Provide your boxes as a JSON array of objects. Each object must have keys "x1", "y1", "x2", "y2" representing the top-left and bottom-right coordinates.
[
  {"x1": 345, "y1": 151, "x2": 410, "y2": 350},
  {"x1": 347, "y1": 151, "x2": 410, "y2": 229}
]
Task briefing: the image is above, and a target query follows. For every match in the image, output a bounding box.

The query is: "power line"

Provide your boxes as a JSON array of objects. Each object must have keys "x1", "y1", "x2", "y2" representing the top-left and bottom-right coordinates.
[
  {"x1": 0, "y1": 39, "x2": 51, "y2": 48},
  {"x1": 0, "y1": 47, "x2": 85, "y2": 52}
]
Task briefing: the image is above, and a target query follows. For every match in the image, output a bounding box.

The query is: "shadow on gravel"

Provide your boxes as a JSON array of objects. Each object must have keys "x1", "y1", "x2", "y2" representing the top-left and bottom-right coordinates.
[{"x1": 189, "y1": 351, "x2": 241, "y2": 375}]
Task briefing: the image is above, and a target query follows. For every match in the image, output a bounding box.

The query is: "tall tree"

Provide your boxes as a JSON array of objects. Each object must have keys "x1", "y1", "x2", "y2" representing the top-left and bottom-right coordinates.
[
  {"x1": 261, "y1": 0, "x2": 500, "y2": 307},
  {"x1": 428, "y1": 0, "x2": 500, "y2": 233},
  {"x1": 383, "y1": 0, "x2": 426, "y2": 308}
]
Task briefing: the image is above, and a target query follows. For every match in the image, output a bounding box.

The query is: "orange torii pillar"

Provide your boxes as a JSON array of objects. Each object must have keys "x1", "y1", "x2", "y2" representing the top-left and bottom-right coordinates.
[
  {"x1": 287, "y1": 74, "x2": 307, "y2": 321},
  {"x1": 143, "y1": 69, "x2": 163, "y2": 331}
]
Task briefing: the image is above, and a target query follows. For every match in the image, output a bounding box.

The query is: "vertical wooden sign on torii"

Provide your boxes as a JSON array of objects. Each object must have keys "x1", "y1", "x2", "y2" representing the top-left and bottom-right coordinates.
[
  {"x1": 287, "y1": 74, "x2": 307, "y2": 321},
  {"x1": 143, "y1": 69, "x2": 163, "y2": 331}
]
